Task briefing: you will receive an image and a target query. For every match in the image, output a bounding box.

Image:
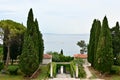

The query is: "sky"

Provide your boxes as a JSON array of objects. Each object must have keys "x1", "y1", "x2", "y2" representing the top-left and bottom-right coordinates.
[{"x1": 0, "y1": 0, "x2": 120, "y2": 34}]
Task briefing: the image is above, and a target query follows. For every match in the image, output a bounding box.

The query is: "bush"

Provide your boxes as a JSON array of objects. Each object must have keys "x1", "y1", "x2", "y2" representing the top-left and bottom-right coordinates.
[
  {"x1": 111, "y1": 65, "x2": 120, "y2": 75},
  {"x1": 52, "y1": 62, "x2": 57, "y2": 77},
  {"x1": 8, "y1": 65, "x2": 19, "y2": 75},
  {"x1": 0, "y1": 62, "x2": 4, "y2": 71},
  {"x1": 78, "y1": 65, "x2": 86, "y2": 78}
]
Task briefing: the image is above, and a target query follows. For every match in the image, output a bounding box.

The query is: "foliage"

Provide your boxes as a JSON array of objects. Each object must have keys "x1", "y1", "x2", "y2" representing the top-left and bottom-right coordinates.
[
  {"x1": 73, "y1": 58, "x2": 84, "y2": 66},
  {"x1": 52, "y1": 62, "x2": 57, "y2": 77},
  {"x1": 47, "y1": 51, "x2": 73, "y2": 62},
  {"x1": 115, "y1": 53, "x2": 120, "y2": 66},
  {"x1": 19, "y1": 8, "x2": 43, "y2": 76},
  {"x1": 0, "y1": 62, "x2": 4, "y2": 71},
  {"x1": 111, "y1": 22, "x2": 120, "y2": 65},
  {"x1": 19, "y1": 33, "x2": 39, "y2": 76},
  {"x1": 38, "y1": 64, "x2": 50, "y2": 79},
  {"x1": 27, "y1": 9, "x2": 44, "y2": 63},
  {"x1": 0, "y1": 20, "x2": 26, "y2": 65},
  {"x1": 88, "y1": 19, "x2": 101, "y2": 67},
  {"x1": 77, "y1": 40, "x2": 87, "y2": 54},
  {"x1": 70, "y1": 61, "x2": 76, "y2": 77},
  {"x1": 96, "y1": 16, "x2": 113, "y2": 73},
  {"x1": 78, "y1": 65, "x2": 86, "y2": 78},
  {"x1": 70, "y1": 60, "x2": 86, "y2": 78},
  {"x1": 111, "y1": 65, "x2": 120, "y2": 75},
  {"x1": 8, "y1": 65, "x2": 19, "y2": 75}
]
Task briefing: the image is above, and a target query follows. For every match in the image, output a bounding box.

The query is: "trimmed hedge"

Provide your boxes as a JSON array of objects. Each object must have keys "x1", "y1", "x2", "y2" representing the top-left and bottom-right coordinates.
[
  {"x1": 8, "y1": 65, "x2": 19, "y2": 75},
  {"x1": 70, "y1": 60, "x2": 86, "y2": 78},
  {"x1": 52, "y1": 62, "x2": 57, "y2": 77}
]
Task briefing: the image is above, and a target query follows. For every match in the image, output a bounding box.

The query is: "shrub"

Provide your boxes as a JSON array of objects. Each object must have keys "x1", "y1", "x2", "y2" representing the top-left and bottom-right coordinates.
[
  {"x1": 0, "y1": 62, "x2": 4, "y2": 71},
  {"x1": 78, "y1": 65, "x2": 86, "y2": 78},
  {"x1": 8, "y1": 65, "x2": 19, "y2": 75}
]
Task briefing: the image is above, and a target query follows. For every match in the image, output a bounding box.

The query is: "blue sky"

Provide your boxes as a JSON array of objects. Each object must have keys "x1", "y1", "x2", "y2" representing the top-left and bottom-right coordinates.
[{"x1": 0, "y1": 0, "x2": 120, "y2": 34}]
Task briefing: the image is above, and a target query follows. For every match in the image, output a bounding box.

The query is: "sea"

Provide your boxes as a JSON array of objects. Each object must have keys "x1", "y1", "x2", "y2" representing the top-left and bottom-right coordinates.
[{"x1": 43, "y1": 33, "x2": 89, "y2": 56}]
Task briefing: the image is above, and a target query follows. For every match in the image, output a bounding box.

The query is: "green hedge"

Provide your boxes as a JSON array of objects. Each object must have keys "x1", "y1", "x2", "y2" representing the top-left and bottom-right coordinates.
[
  {"x1": 111, "y1": 65, "x2": 120, "y2": 75},
  {"x1": 78, "y1": 65, "x2": 86, "y2": 78},
  {"x1": 8, "y1": 65, "x2": 19, "y2": 75},
  {"x1": 52, "y1": 62, "x2": 57, "y2": 77},
  {"x1": 70, "y1": 61, "x2": 86, "y2": 78},
  {"x1": 70, "y1": 61, "x2": 76, "y2": 77}
]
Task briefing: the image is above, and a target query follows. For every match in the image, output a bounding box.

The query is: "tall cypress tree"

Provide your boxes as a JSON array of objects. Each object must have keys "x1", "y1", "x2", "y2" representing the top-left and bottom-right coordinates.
[
  {"x1": 19, "y1": 33, "x2": 39, "y2": 76},
  {"x1": 93, "y1": 20, "x2": 101, "y2": 68},
  {"x1": 88, "y1": 19, "x2": 96, "y2": 67},
  {"x1": 34, "y1": 19, "x2": 44, "y2": 63},
  {"x1": 19, "y1": 8, "x2": 40, "y2": 76},
  {"x1": 111, "y1": 22, "x2": 120, "y2": 65},
  {"x1": 96, "y1": 16, "x2": 113, "y2": 73}
]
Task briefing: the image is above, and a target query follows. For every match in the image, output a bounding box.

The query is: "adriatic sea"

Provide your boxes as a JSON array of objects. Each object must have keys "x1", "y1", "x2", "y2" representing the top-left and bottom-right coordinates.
[{"x1": 43, "y1": 33, "x2": 89, "y2": 56}]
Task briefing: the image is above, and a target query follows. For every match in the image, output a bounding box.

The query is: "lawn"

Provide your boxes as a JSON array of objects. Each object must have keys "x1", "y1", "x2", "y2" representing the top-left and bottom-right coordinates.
[{"x1": 0, "y1": 64, "x2": 50, "y2": 80}]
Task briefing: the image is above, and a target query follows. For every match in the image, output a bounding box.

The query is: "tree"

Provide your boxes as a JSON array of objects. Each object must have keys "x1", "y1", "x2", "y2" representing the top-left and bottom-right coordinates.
[
  {"x1": 34, "y1": 19, "x2": 44, "y2": 63},
  {"x1": 0, "y1": 20, "x2": 25, "y2": 66},
  {"x1": 88, "y1": 19, "x2": 101, "y2": 67},
  {"x1": 96, "y1": 16, "x2": 113, "y2": 73},
  {"x1": 19, "y1": 8, "x2": 42, "y2": 76},
  {"x1": 88, "y1": 19, "x2": 97, "y2": 66},
  {"x1": 60, "y1": 49, "x2": 63, "y2": 55},
  {"x1": 77, "y1": 40, "x2": 87, "y2": 54},
  {"x1": 93, "y1": 20, "x2": 101, "y2": 68},
  {"x1": 111, "y1": 22, "x2": 120, "y2": 65},
  {"x1": 19, "y1": 33, "x2": 39, "y2": 76}
]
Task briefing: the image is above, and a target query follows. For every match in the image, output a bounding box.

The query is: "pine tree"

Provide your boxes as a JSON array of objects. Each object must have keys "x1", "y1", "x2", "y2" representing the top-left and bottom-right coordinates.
[{"x1": 96, "y1": 16, "x2": 113, "y2": 73}]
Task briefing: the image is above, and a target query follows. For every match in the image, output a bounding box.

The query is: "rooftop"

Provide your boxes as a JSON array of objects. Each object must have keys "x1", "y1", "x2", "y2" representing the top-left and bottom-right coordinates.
[
  {"x1": 43, "y1": 54, "x2": 52, "y2": 59},
  {"x1": 74, "y1": 54, "x2": 87, "y2": 59}
]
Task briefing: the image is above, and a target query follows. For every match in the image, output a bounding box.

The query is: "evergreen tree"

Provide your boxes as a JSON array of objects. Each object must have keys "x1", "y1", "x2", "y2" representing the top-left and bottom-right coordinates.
[
  {"x1": 93, "y1": 20, "x2": 101, "y2": 68},
  {"x1": 34, "y1": 19, "x2": 44, "y2": 63},
  {"x1": 88, "y1": 19, "x2": 96, "y2": 66},
  {"x1": 96, "y1": 16, "x2": 113, "y2": 73},
  {"x1": 19, "y1": 33, "x2": 39, "y2": 76},
  {"x1": 111, "y1": 22, "x2": 120, "y2": 65},
  {"x1": 19, "y1": 8, "x2": 40, "y2": 76}
]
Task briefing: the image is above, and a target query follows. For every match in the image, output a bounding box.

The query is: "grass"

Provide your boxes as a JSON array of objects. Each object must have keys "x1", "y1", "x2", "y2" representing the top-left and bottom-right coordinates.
[
  {"x1": 88, "y1": 66, "x2": 120, "y2": 80},
  {"x1": 37, "y1": 65, "x2": 49, "y2": 80},
  {"x1": 0, "y1": 73, "x2": 23, "y2": 80},
  {"x1": 0, "y1": 64, "x2": 50, "y2": 80}
]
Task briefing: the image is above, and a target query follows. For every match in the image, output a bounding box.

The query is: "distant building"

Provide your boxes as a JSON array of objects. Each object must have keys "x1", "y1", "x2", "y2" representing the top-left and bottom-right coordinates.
[
  {"x1": 74, "y1": 54, "x2": 88, "y2": 64},
  {"x1": 42, "y1": 54, "x2": 52, "y2": 64}
]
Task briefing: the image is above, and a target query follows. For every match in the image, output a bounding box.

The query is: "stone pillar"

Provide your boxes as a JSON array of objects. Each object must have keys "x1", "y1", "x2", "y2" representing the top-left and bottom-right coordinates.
[
  {"x1": 76, "y1": 64, "x2": 78, "y2": 78},
  {"x1": 50, "y1": 63, "x2": 53, "y2": 77},
  {"x1": 61, "y1": 66, "x2": 63, "y2": 74}
]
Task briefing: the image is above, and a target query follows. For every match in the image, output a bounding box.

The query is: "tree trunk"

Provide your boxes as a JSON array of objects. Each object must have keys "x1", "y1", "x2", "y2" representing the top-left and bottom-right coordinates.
[{"x1": 5, "y1": 45, "x2": 10, "y2": 68}]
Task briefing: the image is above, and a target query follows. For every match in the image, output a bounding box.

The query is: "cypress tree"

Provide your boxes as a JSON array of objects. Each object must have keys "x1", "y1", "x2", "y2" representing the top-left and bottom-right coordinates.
[
  {"x1": 19, "y1": 8, "x2": 40, "y2": 76},
  {"x1": 88, "y1": 19, "x2": 96, "y2": 67},
  {"x1": 19, "y1": 33, "x2": 39, "y2": 76},
  {"x1": 93, "y1": 20, "x2": 101, "y2": 68},
  {"x1": 34, "y1": 19, "x2": 44, "y2": 63},
  {"x1": 96, "y1": 16, "x2": 113, "y2": 73},
  {"x1": 111, "y1": 22, "x2": 120, "y2": 65}
]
